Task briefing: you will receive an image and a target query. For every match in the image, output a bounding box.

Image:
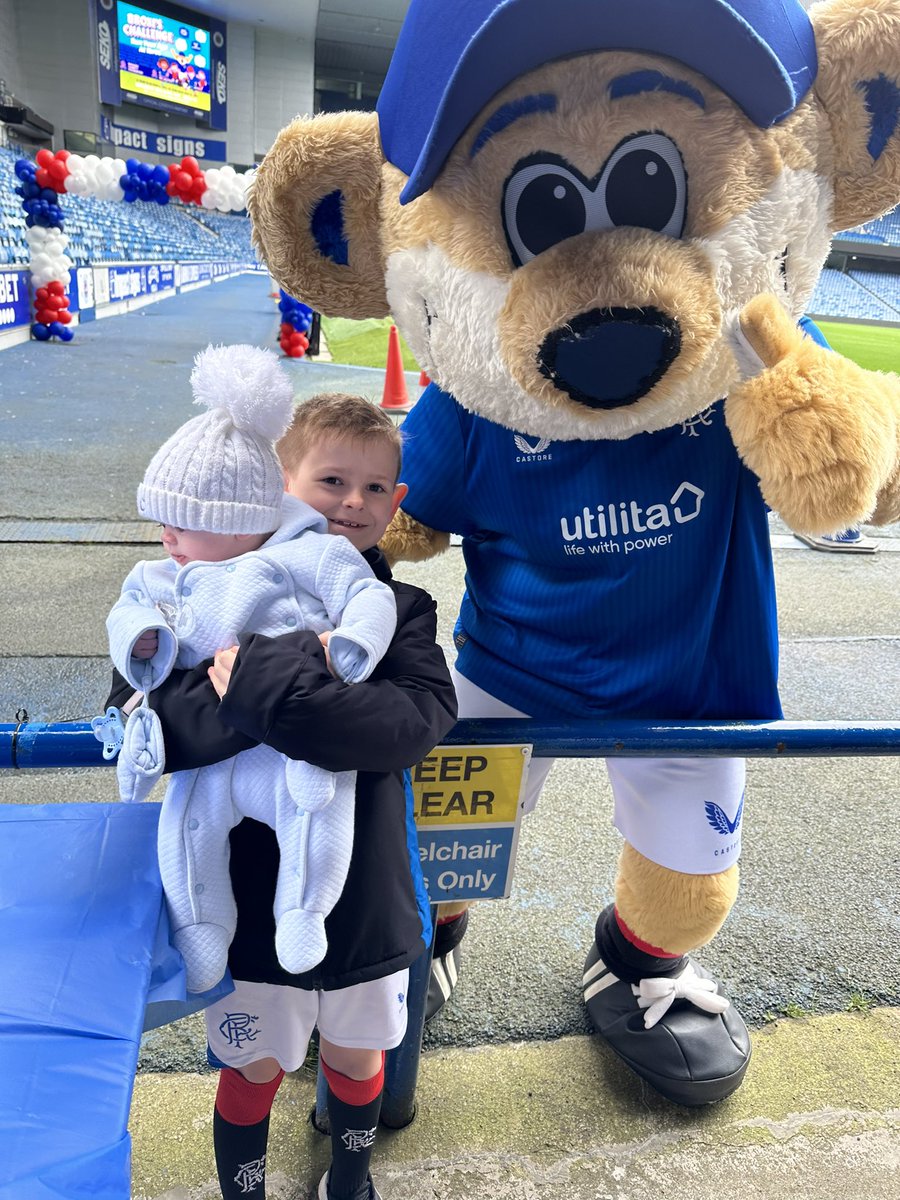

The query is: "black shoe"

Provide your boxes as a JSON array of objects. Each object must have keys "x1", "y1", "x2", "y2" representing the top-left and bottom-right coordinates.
[
  {"x1": 582, "y1": 940, "x2": 751, "y2": 1106},
  {"x1": 425, "y1": 943, "x2": 461, "y2": 1022},
  {"x1": 425, "y1": 910, "x2": 468, "y2": 1022}
]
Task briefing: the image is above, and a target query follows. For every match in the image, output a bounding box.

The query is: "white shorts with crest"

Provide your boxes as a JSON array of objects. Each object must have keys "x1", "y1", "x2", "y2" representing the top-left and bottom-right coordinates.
[
  {"x1": 451, "y1": 666, "x2": 745, "y2": 874},
  {"x1": 206, "y1": 970, "x2": 409, "y2": 1073}
]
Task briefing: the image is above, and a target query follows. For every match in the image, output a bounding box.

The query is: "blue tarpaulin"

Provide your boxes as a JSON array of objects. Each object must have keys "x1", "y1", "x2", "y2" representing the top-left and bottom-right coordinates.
[{"x1": 0, "y1": 802, "x2": 229, "y2": 1199}]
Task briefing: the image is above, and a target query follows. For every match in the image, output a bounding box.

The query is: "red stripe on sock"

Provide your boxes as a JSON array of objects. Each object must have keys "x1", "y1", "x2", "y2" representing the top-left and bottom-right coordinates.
[
  {"x1": 321, "y1": 1053, "x2": 385, "y2": 1107},
  {"x1": 436, "y1": 912, "x2": 464, "y2": 926},
  {"x1": 615, "y1": 908, "x2": 682, "y2": 959},
  {"x1": 215, "y1": 1067, "x2": 284, "y2": 1126}
]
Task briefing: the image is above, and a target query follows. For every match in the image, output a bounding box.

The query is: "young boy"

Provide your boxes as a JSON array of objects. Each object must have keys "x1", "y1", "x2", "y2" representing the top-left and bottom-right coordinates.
[
  {"x1": 106, "y1": 392, "x2": 457, "y2": 1200},
  {"x1": 107, "y1": 346, "x2": 398, "y2": 995}
]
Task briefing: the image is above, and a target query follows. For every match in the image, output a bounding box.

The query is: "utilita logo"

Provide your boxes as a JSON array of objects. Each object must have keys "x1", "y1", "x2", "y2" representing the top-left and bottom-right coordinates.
[{"x1": 559, "y1": 481, "x2": 705, "y2": 557}]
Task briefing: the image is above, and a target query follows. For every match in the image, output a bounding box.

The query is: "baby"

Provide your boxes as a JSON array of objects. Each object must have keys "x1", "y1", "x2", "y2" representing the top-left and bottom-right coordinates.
[{"x1": 105, "y1": 343, "x2": 396, "y2": 992}]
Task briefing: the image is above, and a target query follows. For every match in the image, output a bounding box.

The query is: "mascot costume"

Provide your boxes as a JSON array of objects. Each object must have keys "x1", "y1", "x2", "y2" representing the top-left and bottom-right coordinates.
[{"x1": 249, "y1": 0, "x2": 900, "y2": 1106}]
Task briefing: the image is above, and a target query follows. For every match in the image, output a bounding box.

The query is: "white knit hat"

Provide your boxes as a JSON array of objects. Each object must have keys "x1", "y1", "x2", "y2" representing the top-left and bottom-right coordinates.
[{"x1": 137, "y1": 344, "x2": 295, "y2": 534}]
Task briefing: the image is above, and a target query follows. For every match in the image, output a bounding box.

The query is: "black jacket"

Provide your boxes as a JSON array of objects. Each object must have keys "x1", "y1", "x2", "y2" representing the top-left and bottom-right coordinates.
[{"x1": 106, "y1": 547, "x2": 457, "y2": 990}]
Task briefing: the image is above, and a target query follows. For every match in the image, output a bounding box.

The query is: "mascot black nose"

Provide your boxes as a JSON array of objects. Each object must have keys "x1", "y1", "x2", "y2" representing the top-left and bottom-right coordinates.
[{"x1": 538, "y1": 307, "x2": 681, "y2": 410}]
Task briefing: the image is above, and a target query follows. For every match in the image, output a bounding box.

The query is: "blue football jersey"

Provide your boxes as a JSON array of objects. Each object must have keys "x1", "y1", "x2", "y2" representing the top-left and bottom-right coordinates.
[{"x1": 399, "y1": 386, "x2": 782, "y2": 721}]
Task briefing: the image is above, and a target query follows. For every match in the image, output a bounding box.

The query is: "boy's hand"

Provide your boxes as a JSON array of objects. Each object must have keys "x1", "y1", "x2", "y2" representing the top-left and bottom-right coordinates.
[
  {"x1": 208, "y1": 645, "x2": 240, "y2": 699},
  {"x1": 318, "y1": 630, "x2": 337, "y2": 677},
  {"x1": 133, "y1": 631, "x2": 159, "y2": 660}
]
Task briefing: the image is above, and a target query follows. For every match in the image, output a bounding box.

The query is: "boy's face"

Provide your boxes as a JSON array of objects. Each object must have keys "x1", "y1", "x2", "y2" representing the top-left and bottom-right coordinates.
[
  {"x1": 161, "y1": 525, "x2": 250, "y2": 565},
  {"x1": 284, "y1": 436, "x2": 407, "y2": 553}
]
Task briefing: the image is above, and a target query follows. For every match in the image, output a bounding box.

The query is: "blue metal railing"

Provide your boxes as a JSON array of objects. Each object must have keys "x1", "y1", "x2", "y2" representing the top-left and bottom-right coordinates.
[
  {"x1": 4, "y1": 716, "x2": 900, "y2": 770},
  {"x1": 3, "y1": 714, "x2": 898, "y2": 1128}
]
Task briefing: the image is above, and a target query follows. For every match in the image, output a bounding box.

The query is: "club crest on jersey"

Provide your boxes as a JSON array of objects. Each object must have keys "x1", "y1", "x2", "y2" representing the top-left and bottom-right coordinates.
[
  {"x1": 681, "y1": 406, "x2": 717, "y2": 437},
  {"x1": 514, "y1": 433, "x2": 552, "y2": 462}
]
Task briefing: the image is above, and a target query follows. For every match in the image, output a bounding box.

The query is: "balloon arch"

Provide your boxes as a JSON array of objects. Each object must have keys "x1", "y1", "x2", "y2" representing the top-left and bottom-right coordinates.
[{"x1": 12, "y1": 147, "x2": 256, "y2": 344}]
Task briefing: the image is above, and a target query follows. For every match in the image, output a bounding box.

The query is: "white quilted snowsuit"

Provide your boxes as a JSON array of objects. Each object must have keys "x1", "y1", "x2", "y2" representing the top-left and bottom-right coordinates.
[{"x1": 106, "y1": 495, "x2": 397, "y2": 993}]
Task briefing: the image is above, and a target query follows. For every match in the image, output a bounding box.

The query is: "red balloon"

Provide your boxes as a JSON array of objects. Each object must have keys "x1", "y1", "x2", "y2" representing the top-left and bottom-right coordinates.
[
  {"x1": 181, "y1": 156, "x2": 200, "y2": 175},
  {"x1": 47, "y1": 280, "x2": 65, "y2": 295},
  {"x1": 48, "y1": 159, "x2": 68, "y2": 180},
  {"x1": 36, "y1": 148, "x2": 54, "y2": 167},
  {"x1": 36, "y1": 309, "x2": 55, "y2": 325},
  {"x1": 35, "y1": 167, "x2": 50, "y2": 188},
  {"x1": 176, "y1": 171, "x2": 192, "y2": 190},
  {"x1": 57, "y1": 309, "x2": 72, "y2": 324},
  {"x1": 35, "y1": 287, "x2": 49, "y2": 303},
  {"x1": 165, "y1": 181, "x2": 178, "y2": 196},
  {"x1": 57, "y1": 149, "x2": 70, "y2": 161},
  {"x1": 57, "y1": 296, "x2": 70, "y2": 309}
]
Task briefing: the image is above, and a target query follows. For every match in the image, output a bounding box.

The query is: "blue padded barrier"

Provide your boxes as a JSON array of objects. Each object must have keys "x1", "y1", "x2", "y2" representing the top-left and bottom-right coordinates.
[
  {"x1": 0, "y1": 804, "x2": 161, "y2": 1198},
  {"x1": 0, "y1": 802, "x2": 231, "y2": 1198}
]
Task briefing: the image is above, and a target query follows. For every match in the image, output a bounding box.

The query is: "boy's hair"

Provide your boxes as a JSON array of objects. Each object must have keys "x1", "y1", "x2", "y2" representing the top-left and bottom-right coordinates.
[{"x1": 277, "y1": 393, "x2": 403, "y2": 480}]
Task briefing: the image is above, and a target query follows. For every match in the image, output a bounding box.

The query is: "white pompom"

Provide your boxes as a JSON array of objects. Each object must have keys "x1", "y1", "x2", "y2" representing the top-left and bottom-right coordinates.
[{"x1": 190, "y1": 344, "x2": 295, "y2": 440}]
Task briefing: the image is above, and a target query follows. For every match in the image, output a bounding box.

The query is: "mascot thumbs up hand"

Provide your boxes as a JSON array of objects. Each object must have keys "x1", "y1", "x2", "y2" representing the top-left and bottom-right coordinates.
[{"x1": 250, "y1": 0, "x2": 900, "y2": 1107}]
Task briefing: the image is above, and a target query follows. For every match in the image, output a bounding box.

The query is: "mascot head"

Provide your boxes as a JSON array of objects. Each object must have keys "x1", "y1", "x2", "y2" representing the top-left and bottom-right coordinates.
[{"x1": 251, "y1": 0, "x2": 900, "y2": 440}]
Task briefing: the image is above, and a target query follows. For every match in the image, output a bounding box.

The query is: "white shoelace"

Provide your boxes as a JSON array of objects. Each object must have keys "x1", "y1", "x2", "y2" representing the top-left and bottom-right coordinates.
[{"x1": 631, "y1": 962, "x2": 730, "y2": 1029}]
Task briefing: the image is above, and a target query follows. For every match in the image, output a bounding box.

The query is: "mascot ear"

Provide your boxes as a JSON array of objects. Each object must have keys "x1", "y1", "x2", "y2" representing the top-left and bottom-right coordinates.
[
  {"x1": 812, "y1": 0, "x2": 900, "y2": 231},
  {"x1": 249, "y1": 111, "x2": 389, "y2": 319}
]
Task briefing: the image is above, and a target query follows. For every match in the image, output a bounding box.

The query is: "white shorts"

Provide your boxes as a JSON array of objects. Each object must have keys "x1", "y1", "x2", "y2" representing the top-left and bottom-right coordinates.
[
  {"x1": 205, "y1": 971, "x2": 410, "y2": 1073},
  {"x1": 451, "y1": 666, "x2": 746, "y2": 875}
]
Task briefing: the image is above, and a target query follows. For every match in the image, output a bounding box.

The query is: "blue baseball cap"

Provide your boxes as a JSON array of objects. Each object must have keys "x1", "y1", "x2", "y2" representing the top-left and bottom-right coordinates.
[{"x1": 377, "y1": 0, "x2": 817, "y2": 203}]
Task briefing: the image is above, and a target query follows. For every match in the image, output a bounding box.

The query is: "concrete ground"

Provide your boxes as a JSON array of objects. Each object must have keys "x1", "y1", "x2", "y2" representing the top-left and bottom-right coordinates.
[{"x1": 1, "y1": 274, "x2": 898, "y2": 1199}]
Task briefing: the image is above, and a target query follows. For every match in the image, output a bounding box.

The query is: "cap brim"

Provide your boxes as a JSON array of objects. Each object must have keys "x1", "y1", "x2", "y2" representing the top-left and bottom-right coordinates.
[{"x1": 382, "y1": 0, "x2": 815, "y2": 204}]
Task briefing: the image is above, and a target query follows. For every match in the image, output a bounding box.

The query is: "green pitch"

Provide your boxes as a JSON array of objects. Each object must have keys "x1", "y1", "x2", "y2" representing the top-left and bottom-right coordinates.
[{"x1": 815, "y1": 320, "x2": 900, "y2": 373}]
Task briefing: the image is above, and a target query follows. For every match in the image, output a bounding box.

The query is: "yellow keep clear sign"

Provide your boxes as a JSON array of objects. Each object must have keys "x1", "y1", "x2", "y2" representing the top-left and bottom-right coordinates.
[
  {"x1": 411, "y1": 745, "x2": 532, "y2": 902},
  {"x1": 411, "y1": 745, "x2": 530, "y2": 825}
]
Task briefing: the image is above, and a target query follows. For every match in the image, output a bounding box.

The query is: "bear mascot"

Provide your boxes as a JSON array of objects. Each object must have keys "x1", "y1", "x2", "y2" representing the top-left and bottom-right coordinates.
[{"x1": 248, "y1": 0, "x2": 900, "y2": 1105}]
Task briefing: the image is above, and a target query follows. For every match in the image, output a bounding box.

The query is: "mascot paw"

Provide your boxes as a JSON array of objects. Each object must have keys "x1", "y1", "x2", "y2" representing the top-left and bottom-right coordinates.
[
  {"x1": 583, "y1": 941, "x2": 750, "y2": 1106},
  {"x1": 725, "y1": 295, "x2": 896, "y2": 533},
  {"x1": 379, "y1": 509, "x2": 451, "y2": 567}
]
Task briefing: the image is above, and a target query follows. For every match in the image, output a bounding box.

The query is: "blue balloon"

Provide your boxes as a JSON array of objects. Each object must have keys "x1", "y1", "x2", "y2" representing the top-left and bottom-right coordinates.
[
  {"x1": 40, "y1": 187, "x2": 57, "y2": 202},
  {"x1": 137, "y1": 162, "x2": 153, "y2": 181},
  {"x1": 31, "y1": 323, "x2": 51, "y2": 341},
  {"x1": 157, "y1": 191, "x2": 170, "y2": 205},
  {"x1": 48, "y1": 321, "x2": 65, "y2": 337},
  {"x1": 126, "y1": 157, "x2": 140, "y2": 174},
  {"x1": 58, "y1": 326, "x2": 75, "y2": 342},
  {"x1": 152, "y1": 164, "x2": 169, "y2": 185},
  {"x1": 14, "y1": 158, "x2": 33, "y2": 180},
  {"x1": 123, "y1": 191, "x2": 137, "y2": 202}
]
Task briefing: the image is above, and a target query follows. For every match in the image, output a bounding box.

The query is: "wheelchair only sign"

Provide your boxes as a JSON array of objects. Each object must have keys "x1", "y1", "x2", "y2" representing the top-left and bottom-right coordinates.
[{"x1": 411, "y1": 744, "x2": 531, "y2": 901}]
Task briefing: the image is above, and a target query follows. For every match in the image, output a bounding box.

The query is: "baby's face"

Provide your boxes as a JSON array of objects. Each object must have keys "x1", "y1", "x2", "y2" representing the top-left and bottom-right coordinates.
[
  {"x1": 284, "y1": 436, "x2": 406, "y2": 554},
  {"x1": 160, "y1": 525, "x2": 248, "y2": 566}
]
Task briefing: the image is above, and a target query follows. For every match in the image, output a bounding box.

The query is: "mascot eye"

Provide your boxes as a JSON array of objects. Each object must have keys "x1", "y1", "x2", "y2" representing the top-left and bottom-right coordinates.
[
  {"x1": 503, "y1": 161, "x2": 587, "y2": 267},
  {"x1": 602, "y1": 133, "x2": 686, "y2": 239}
]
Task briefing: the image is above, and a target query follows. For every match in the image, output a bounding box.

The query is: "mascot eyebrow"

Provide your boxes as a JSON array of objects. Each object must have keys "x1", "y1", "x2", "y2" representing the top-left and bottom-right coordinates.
[
  {"x1": 469, "y1": 93, "x2": 557, "y2": 158},
  {"x1": 470, "y1": 70, "x2": 707, "y2": 164},
  {"x1": 609, "y1": 70, "x2": 706, "y2": 111}
]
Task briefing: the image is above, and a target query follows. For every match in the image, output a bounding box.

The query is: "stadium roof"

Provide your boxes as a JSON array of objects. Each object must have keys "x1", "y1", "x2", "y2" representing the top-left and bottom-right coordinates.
[{"x1": 187, "y1": 1, "x2": 410, "y2": 85}]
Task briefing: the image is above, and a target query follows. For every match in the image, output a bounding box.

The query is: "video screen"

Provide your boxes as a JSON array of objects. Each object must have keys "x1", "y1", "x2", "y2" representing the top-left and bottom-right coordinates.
[{"x1": 116, "y1": 3, "x2": 211, "y2": 115}]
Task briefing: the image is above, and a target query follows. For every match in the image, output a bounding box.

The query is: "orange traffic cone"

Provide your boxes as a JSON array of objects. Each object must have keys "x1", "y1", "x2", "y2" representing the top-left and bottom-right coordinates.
[
  {"x1": 418, "y1": 369, "x2": 431, "y2": 389},
  {"x1": 380, "y1": 324, "x2": 412, "y2": 412}
]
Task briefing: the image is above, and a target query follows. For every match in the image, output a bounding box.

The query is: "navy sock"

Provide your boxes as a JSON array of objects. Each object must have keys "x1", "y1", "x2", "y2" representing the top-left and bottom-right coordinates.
[{"x1": 322, "y1": 1057, "x2": 384, "y2": 1200}]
